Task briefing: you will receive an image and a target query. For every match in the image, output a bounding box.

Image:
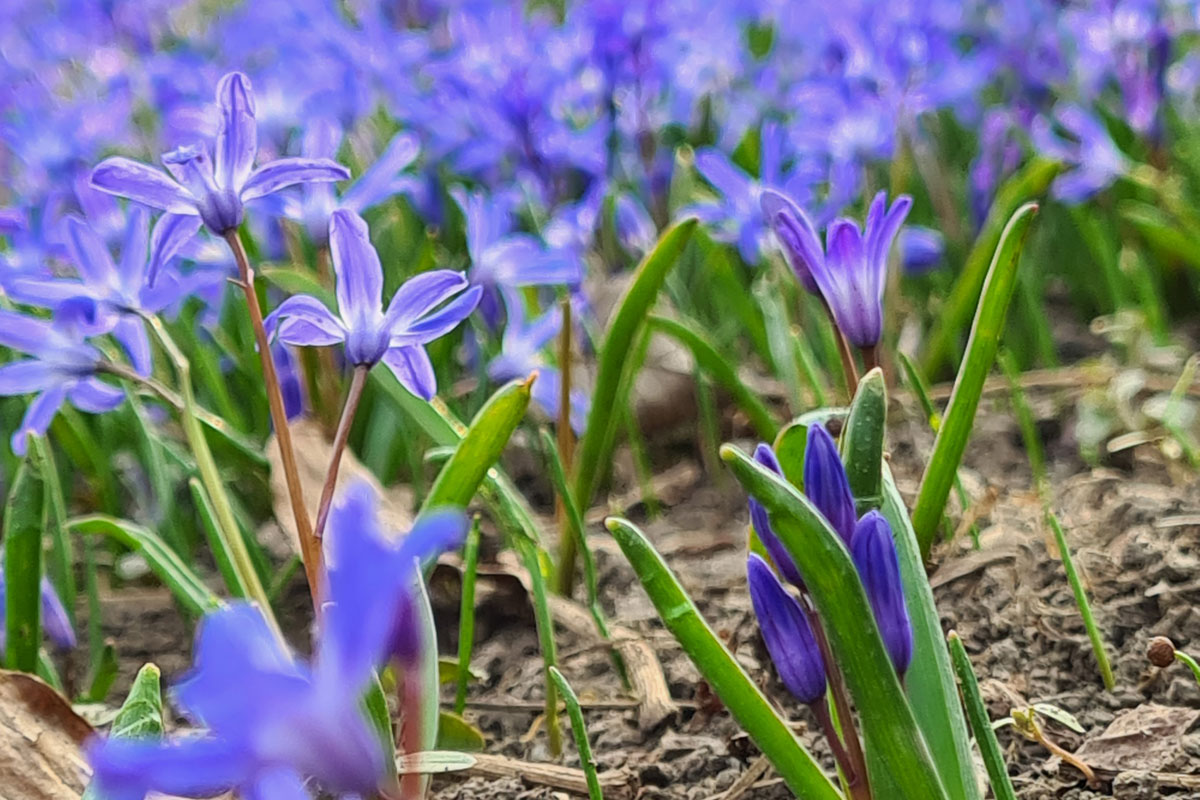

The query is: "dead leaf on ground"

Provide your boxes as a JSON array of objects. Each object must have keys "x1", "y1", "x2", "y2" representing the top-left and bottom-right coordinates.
[
  {"x1": 0, "y1": 669, "x2": 93, "y2": 799},
  {"x1": 264, "y1": 417, "x2": 415, "y2": 557},
  {"x1": 1075, "y1": 703, "x2": 1200, "y2": 773}
]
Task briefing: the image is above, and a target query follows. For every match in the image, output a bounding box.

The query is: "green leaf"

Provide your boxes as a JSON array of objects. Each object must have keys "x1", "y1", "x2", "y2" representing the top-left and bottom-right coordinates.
[
  {"x1": 573, "y1": 218, "x2": 698, "y2": 513},
  {"x1": 647, "y1": 314, "x2": 779, "y2": 440},
  {"x1": 604, "y1": 516, "x2": 841, "y2": 800},
  {"x1": 1119, "y1": 201, "x2": 1200, "y2": 272},
  {"x1": 947, "y1": 633, "x2": 1016, "y2": 800},
  {"x1": 840, "y1": 367, "x2": 886, "y2": 513},
  {"x1": 419, "y1": 376, "x2": 533, "y2": 515},
  {"x1": 440, "y1": 656, "x2": 484, "y2": 685},
  {"x1": 31, "y1": 438, "x2": 75, "y2": 628},
  {"x1": 188, "y1": 478, "x2": 248, "y2": 599},
  {"x1": 261, "y1": 266, "x2": 336, "y2": 307},
  {"x1": 912, "y1": 203, "x2": 1040, "y2": 558},
  {"x1": 435, "y1": 710, "x2": 486, "y2": 752},
  {"x1": 453, "y1": 518, "x2": 482, "y2": 714},
  {"x1": 4, "y1": 455, "x2": 46, "y2": 672},
  {"x1": 82, "y1": 642, "x2": 119, "y2": 704},
  {"x1": 518, "y1": 537, "x2": 562, "y2": 757},
  {"x1": 109, "y1": 663, "x2": 165, "y2": 740},
  {"x1": 881, "y1": 466, "x2": 981, "y2": 800},
  {"x1": 549, "y1": 667, "x2": 605, "y2": 800},
  {"x1": 721, "y1": 446, "x2": 950, "y2": 800},
  {"x1": 923, "y1": 160, "x2": 1058, "y2": 376},
  {"x1": 65, "y1": 515, "x2": 221, "y2": 617}
]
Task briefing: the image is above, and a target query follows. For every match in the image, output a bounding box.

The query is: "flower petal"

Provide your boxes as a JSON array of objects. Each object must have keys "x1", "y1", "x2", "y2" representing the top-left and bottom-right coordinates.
[
  {"x1": 868, "y1": 194, "x2": 912, "y2": 275},
  {"x1": 381, "y1": 344, "x2": 436, "y2": 400},
  {"x1": 40, "y1": 578, "x2": 76, "y2": 650},
  {"x1": 851, "y1": 511, "x2": 912, "y2": 675},
  {"x1": 240, "y1": 158, "x2": 350, "y2": 202},
  {"x1": 748, "y1": 443, "x2": 804, "y2": 588},
  {"x1": 116, "y1": 206, "x2": 150, "y2": 297},
  {"x1": 340, "y1": 132, "x2": 420, "y2": 214},
  {"x1": 63, "y1": 215, "x2": 117, "y2": 287},
  {"x1": 67, "y1": 377, "x2": 125, "y2": 413},
  {"x1": 747, "y1": 554, "x2": 826, "y2": 704},
  {"x1": 242, "y1": 766, "x2": 308, "y2": 800},
  {"x1": 329, "y1": 209, "x2": 383, "y2": 329},
  {"x1": 760, "y1": 189, "x2": 823, "y2": 294},
  {"x1": 12, "y1": 387, "x2": 66, "y2": 455},
  {"x1": 111, "y1": 316, "x2": 152, "y2": 377},
  {"x1": 214, "y1": 72, "x2": 258, "y2": 191},
  {"x1": 803, "y1": 424, "x2": 857, "y2": 545},
  {"x1": 0, "y1": 361, "x2": 56, "y2": 395},
  {"x1": 90, "y1": 158, "x2": 197, "y2": 214},
  {"x1": 383, "y1": 270, "x2": 469, "y2": 332},
  {"x1": 87, "y1": 734, "x2": 254, "y2": 800},
  {"x1": 392, "y1": 285, "x2": 481, "y2": 345},
  {"x1": 148, "y1": 213, "x2": 203, "y2": 287},
  {"x1": 695, "y1": 149, "x2": 750, "y2": 201},
  {"x1": 265, "y1": 295, "x2": 347, "y2": 347}
]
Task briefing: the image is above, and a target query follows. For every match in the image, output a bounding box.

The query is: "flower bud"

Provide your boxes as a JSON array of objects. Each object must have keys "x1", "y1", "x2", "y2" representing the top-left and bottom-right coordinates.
[
  {"x1": 1147, "y1": 636, "x2": 1176, "y2": 668},
  {"x1": 851, "y1": 511, "x2": 913, "y2": 675},
  {"x1": 803, "y1": 424, "x2": 857, "y2": 545},
  {"x1": 748, "y1": 443, "x2": 804, "y2": 588},
  {"x1": 747, "y1": 554, "x2": 826, "y2": 705}
]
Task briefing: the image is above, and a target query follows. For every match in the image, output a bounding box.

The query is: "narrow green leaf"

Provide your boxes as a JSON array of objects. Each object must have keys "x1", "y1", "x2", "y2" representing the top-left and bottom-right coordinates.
[
  {"x1": 721, "y1": 446, "x2": 950, "y2": 799},
  {"x1": 518, "y1": 537, "x2": 562, "y2": 757},
  {"x1": 419, "y1": 376, "x2": 533, "y2": 514},
  {"x1": 363, "y1": 672, "x2": 397, "y2": 768},
  {"x1": 188, "y1": 478, "x2": 248, "y2": 599},
  {"x1": 913, "y1": 203, "x2": 1040, "y2": 558},
  {"x1": 31, "y1": 438, "x2": 75, "y2": 627},
  {"x1": 549, "y1": 667, "x2": 605, "y2": 800},
  {"x1": 647, "y1": 314, "x2": 779, "y2": 440},
  {"x1": 881, "y1": 466, "x2": 981, "y2": 800},
  {"x1": 1175, "y1": 651, "x2": 1200, "y2": 685},
  {"x1": 261, "y1": 267, "x2": 336, "y2": 307},
  {"x1": 83, "y1": 642, "x2": 119, "y2": 703},
  {"x1": 65, "y1": 515, "x2": 220, "y2": 617},
  {"x1": 605, "y1": 516, "x2": 841, "y2": 800},
  {"x1": 109, "y1": 663, "x2": 165, "y2": 740},
  {"x1": 453, "y1": 517, "x2": 481, "y2": 714},
  {"x1": 394, "y1": 751, "x2": 477, "y2": 774},
  {"x1": 1046, "y1": 510, "x2": 1115, "y2": 690},
  {"x1": 435, "y1": 710, "x2": 486, "y2": 752},
  {"x1": 840, "y1": 367, "x2": 886, "y2": 513},
  {"x1": 573, "y1": 218, "x2": 698, "y2": 514},
  {"x1": 4, "y1": 456, "x2": 46, "y2": 672},
  {"x1": 923, "y1": 160, "x2": 1059, "y2": 376},
  {"x1": 947, "y1": 632, "x2": 1017, "y2": 800},
  {"x1": 1119, "y1": 201, "x2": 1200, "y2": 272}
]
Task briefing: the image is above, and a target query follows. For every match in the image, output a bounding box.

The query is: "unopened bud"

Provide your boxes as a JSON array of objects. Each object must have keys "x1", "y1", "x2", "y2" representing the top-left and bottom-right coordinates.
[{"x1": 1147, "y1": 636, "x2": 1176, "y2": 668}]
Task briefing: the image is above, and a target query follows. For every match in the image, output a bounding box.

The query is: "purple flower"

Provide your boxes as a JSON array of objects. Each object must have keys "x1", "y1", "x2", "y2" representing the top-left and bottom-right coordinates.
[
  {"x1": 747, "y1": 443, "x2": 804, "y2": 588},
  {"x1": 87, "y1": 480, "x2": 467, "y2": 800},
  {"x1": 1032, "y1": 105, "x2": 1128, "y2": 203},
  {"x1": 90, "y1": 72, "x2": 349, "y2": 235},
  {"x1": 898, "y1": 226, "x2": 944, "y2": 274},
  {"x1": 747, "y1": 553, "x2": 826, "y2": 705},
  {"x1": 851, "y1": 511, "x2": 912, "y2": 676},
  {"x1": 761, "y1": 189, "x2": 910, "y2": 348},
  {"x1": 265, "y1": 208, "x2": 480, "y2": 400},
  {"x1": 0, "y1": 300, "x2": 124, "y2": 456},
  {"x1": 803, "y1": 424, "x2": 857, "y2": 546},
  {"x1": 0, "y1": 571, "x2": 76, "y2": 657}
]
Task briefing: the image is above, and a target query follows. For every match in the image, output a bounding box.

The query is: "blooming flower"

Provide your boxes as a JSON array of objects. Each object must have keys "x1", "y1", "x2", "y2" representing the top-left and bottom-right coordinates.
[
  {"x1": 0, "y1": 299, "x2": 124, "y2": 455},
  {"x1": 747, "y1": 553, "x2": 826, "y2": 705},
  {"x1": 86, "y1": 480, "x2": 468, "y2": 800},
  {"x1": 265, "y1": 208, "x2": 481, "y2": 400},
  {"x1": 761, "y1": 188, "x2": 911, "y2": 348},
  {"x1": 1032, "y1": 104, "x2": 1128, "y2": 203},
  {"x1": 850, "y1": 511, "x2": 913, "y2": 675},
  {"x1": 0, "y1": 570, "x2": 76, "y2": 658},
  {"x1": 90, "y1": 72, "x2": 349, "y2": 236}
]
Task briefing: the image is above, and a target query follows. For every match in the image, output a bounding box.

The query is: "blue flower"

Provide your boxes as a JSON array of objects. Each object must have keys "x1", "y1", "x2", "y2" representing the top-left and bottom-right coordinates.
[
  {"x1": 265, "y1": 208, "x2": 480, "y2": 400},
  {"x1": 747, "y1": 443, "x2": 804, "y2": 588},
  {"x1": 1032, "y1": 105, "x2": 1128, "y2": 203},
  {"x1": 747, "y1": 553, "x2": 826, "y2": 705},
  {"x1": 0, "y1": 569, "x2": 76, "y2": 658},
  {"x1": 90, "y1": 72, "x2": 349, "y2": 235},
  {"x1": 86, "y1": 480, "x2": 468, "y2": 800},
  {"x1": 803, "y1": 424, "x2": 858, "y2": 546},
  {"x1": 0, "y1": 300, "x2": 124, "y2": 455},
  {"x1": 898, "y1": 226, "x2": 944, "y2": 274},
  {"x1": 761, "y1": 188, "x2": 911, "y2": 349},
  {"x1": 851, "y1": 511, "x2": 913, "y2": 676}
]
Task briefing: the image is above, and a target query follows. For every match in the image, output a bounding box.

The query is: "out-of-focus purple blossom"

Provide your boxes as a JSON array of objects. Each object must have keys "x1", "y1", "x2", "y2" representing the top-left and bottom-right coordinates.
[
  {"x1": 284, "y1": 118, "x2": 423, "y2": 244},
  {"x1": 747, "y1": 553, "x2": 826, "y2": 705},
  {"x1": 1032, "y1": 105, "x2": 1128, "y2": 203},
  {"x1": 0, "y1": 569, "x2": 76, "y2": 657},
  {"x1": 91, "y1": 72, "x2": 349, "y2": 236},
  {"x1": 747, "y1": 443, "x2": 804, "y2": 588},
  {"x1": 0, "y1": 299, "x2": 124, "y2": 455},
  {"x1": 969, "y1": 109, "x2": 1025, "y2": 228},
  {"x1": 487, "y1": 292, "x2": 588, "y2": 434},
  {"x1": 614, "y1": 193, "x2": 658, "y2": 256},
  {"x1": 898, "y1": 226, "x2": 944, "y2": 274},
  {"x1": 265, "y1": 208, "x2": 480, "y2": 400},
  {"x1": 850, "y1": 510, "x2": 913, "y2": 676},
  {"x1": 273, "y1": 343, "x2": 307, "y2": 421}
]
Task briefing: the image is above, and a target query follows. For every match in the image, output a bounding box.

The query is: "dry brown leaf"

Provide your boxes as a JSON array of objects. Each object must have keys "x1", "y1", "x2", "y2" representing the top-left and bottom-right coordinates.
[
  {"x1": 1075, "y1": 703, "x2": 1200, "y2": 773},
  {"x1": 0, "y1": 669, "x2": 93, "y2": 800},
  {"x1": 264, "y1": 417, "x2": 414, "y2": 557}
]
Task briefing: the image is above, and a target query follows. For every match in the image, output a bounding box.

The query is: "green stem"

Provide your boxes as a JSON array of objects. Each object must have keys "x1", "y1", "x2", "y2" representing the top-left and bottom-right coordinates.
[
  {"x1": 143, "y1": 314, "x2": 278, "y2": 631},
  {"x1": 549, "y1": 667, "x2": 605, "y2": 800},
  {"x1": 1045, "y1": 511, "x2": 1115, "y2": 691},
  {"x1": 454, "y1": 516, "x2": 482, "y2": 715}
]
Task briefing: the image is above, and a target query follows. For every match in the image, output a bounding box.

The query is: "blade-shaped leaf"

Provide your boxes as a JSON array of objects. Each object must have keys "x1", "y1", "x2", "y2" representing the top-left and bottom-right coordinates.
[
  {"x1": 4, "y1": 455, "x2": 46, "y2": 672},
  {"x1": 841, "y1": 367, "x2": 886, "y2": 513},
  {"x1": 948, "y1": 632, "x2": 1016, "y2": 800}
]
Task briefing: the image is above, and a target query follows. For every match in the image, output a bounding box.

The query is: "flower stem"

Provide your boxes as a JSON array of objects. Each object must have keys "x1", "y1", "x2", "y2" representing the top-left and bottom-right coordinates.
[
  {"x1": 222, "y1": 230, "x2": 323, "y2": 603},
  {"x1": 555, "y1": 296, "x2": 577, "y2": 596},
  {"x1": 812, "y1": 700, "x2": 867, "y2": 800},
  {"x1": 314, "y1": 365, "x2": 370, "y2": 540},
  {"x1": 819, "y1": 299, "x2": 859, "y2": 397},
  {"x1": 141, "y1": 314, "x2": 279, "y2": 633},
  {"x1": 804, "y1": 602, "x2": 869, "y2": 797}
]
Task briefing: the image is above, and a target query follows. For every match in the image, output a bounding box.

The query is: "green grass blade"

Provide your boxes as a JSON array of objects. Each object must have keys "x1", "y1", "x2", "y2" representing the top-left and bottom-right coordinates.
[
  {"x1": 188, "y1": 478, "x2": 248, "y2": 599},
  {"x1": 998, "y1": 349, "x2": 1047, "y2": 493},
  {"x1": 572, "y1": 219, "x2": 698, "y2": 514},
  {"x1": 454, "y1": 516, "x2": 481, "y2": 715},
  {"x1": 65, "y1": 515, "x2": 221, "y2": 616},
  {"x1": 881, "y1": 466, "x2": 981, "y2": 800},
  {"x1": 647, "y1": 314, "x2": 779, "y2": 440},
  {"x1": 1175, "y1": 651, "x2": 1200, "y2": 685},
  {"x1": 604, "y1": 516, "x2": 841, "y2": 800},
  {"x1": 947, "y1": 632, "x2": 1017, "y2": 800},
  {"x1": 418, "y1": 376, "x2": 532, "y2": 514},
  {"x1": 923, "y1": 160, "x2": 1059, "y2": 376},
  {"x1": 721, "y1": 446, "x2": 950, "y2": 800},
  {"x1": 4, "y1": 456, "x2": 46, "y2": 672},
  {"x1": 840, "y1": 367, "x2": 886, "y2": 513},
  {"x1": 83, "y1": 641, "x2": 119, "y2": 703},
  {"x1": 30, "y1": 437, "x2": 75, "y2": 626},
  {"x1": 549, "y1": 667, "x2": 605, "y2": 800},
  {"x1": 912, "y1": 203, "x2": 1040, "y2": 558},
  {"x1": 518, "y1": 537, "x2": 562, "y2": 757},
  {"x1": 1045, "y1": 510, "x2": 1115, "y2": 690}
]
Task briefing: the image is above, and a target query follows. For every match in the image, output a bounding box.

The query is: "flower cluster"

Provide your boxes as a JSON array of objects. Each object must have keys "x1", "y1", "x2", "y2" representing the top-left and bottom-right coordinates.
[{"x1": 86, "y1": 480, "x2": 468, "y2": 800}]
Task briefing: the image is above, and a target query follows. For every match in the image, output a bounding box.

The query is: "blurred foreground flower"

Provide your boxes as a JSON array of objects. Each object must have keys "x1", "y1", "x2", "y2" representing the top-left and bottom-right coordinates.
[{"x1": 90, "y1": 72, "x2": 349, "y2": 245}]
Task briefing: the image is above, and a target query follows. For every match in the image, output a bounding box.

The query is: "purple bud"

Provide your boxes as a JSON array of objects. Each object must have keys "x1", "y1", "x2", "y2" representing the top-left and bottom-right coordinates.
[
  {"x1": 760, "y1": 189, "x2": 822, "y2": 294},
  {"x1": 851, "y1": 511, "x2": 912, "y2": 676},
  {"x1": 748, "y1": 443, "x2": 804, "y2": 588},
  {"x1": 803, "y1": 425, "x2": 857, "y2": 545},
  {"x1": 747, "y1": 554, "x2": 826, "y2": 705}
]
